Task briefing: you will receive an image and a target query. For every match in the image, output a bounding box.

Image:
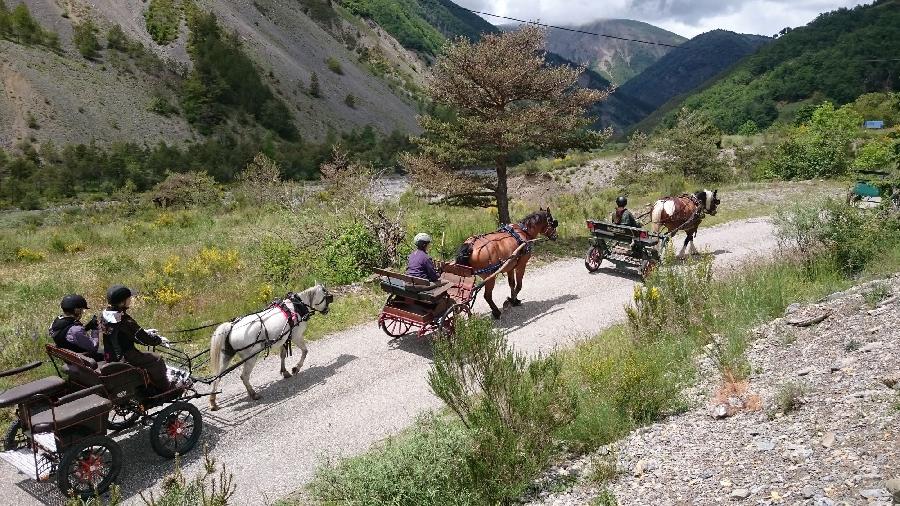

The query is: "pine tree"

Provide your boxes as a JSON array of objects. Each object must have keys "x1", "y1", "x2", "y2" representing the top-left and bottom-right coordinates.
[{"x1": 73, "y1": 19, "x2": 100, "y2": 59}]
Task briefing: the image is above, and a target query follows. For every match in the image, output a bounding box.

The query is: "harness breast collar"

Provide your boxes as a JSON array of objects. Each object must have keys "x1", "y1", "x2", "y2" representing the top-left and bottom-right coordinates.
[{"x1": 500, "y1": 224, "x2": 534, "y2": 255}]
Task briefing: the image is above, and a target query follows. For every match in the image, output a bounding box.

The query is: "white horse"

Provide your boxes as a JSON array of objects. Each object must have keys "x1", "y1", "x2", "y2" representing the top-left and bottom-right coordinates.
[{"x1": 208, "y1": 284, "x2": 332, "y2": 411}]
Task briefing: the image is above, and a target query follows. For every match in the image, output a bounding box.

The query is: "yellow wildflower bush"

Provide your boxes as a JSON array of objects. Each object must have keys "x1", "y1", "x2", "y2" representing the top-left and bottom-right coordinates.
[
  {"x1": 15, "y1": 248, "x2": 46, "y2": 263},
  {"x1": 151, "y1": 284, "x2": 185, "y2": 309},
  {"x1": 185, "y1": 248, "x2": 240, "y2": 279}
]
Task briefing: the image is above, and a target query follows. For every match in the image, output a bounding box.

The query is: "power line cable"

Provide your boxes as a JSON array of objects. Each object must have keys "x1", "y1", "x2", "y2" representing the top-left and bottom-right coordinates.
[{"x1": 448, "y1": 4, "x2": 685, "y2": 49}]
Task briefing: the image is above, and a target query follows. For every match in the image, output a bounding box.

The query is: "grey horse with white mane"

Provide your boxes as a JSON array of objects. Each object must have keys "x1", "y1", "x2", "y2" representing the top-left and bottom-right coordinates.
[{"x1": 208, "y1": 284, "x2": 332, "y2": 411}]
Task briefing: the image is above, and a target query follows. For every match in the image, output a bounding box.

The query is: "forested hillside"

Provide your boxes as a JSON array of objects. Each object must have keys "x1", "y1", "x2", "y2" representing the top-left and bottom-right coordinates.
[
  {"x1": 618, "y1": 30, "x2": 769, "y2": 113},
  {"x1": 673, "y1": 0, "x2": 900, "y2": 133}
]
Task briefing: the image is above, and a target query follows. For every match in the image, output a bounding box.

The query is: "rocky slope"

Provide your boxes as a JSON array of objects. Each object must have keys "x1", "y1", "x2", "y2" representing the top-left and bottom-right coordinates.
[
  {"x1": 526, "y1": 275, "x2": 900, "y2": 505},
  {"x1": 541, "y1": 19, "x2": 686, "y2": 85},
  {"x1": 1, "y1": 0, "x2": 424, "y2": 149}
]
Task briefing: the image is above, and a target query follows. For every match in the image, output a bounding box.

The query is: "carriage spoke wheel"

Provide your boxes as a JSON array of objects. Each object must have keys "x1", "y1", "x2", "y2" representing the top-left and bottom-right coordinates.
[
  {"x1": 380, "y1": 316, "x2": 411, "y2": 338},
  {"x1": 107, "y1": 403, "x2": 140, "y2": 432},
  {"x1": 150, "y1": 402, "x2": 202, "y2": 458},
  {"x1": 3, "y1": 419, "x2": 27, "y2": 451},
  {"x1": 57, "y1": 435, "x2": 122, "y2": 499},
  {"x1": 438, "y1": 303, "x2": 471, "y2": 337},
  {"x1": 585, "y1": 246, "x2": 604, "y2": 273}
]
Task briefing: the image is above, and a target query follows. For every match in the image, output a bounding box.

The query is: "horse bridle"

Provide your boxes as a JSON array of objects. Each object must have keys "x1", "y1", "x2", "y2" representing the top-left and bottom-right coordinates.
[{"x1": 291, "y1": 290, "x2": 333, "y2": 316}]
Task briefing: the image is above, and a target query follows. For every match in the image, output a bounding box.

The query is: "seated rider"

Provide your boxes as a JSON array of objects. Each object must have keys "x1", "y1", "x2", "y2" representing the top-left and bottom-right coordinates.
[
  {"x1": 406, "y1": 233, "x2": 441, "y2": 283},
  {"x1": 613, "y1": 196, "x2": 641, "y2": 228},
  {"x1": 49, "y1": 294, "x2": 103, "y2": 362},
  {"x1": 100, "y1": 285, "x2": 175, "y2": 391}
]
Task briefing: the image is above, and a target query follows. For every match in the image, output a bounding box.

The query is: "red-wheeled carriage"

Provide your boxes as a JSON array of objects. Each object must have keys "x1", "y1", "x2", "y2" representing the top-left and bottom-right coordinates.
[{"x1": 375, "y1": 263, "x2": 481, "y2": 339}]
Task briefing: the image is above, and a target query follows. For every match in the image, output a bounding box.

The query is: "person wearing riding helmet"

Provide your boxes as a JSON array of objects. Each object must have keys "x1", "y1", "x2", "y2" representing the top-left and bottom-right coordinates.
[
  {"x1": 49, "y1": 294, "x2": 103, "y2": 361},
  {"x1": 101, "y1": 284, "x2": 174, "y2": 391},
  {"x1": 407, "y1": 233, "x2": 441, "y2": 282},
  {"x1": 613, "y1": 196, "x2": 641, "y2": 228}
]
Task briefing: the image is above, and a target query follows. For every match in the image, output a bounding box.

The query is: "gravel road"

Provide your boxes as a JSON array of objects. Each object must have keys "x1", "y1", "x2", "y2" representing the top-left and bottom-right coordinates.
[{"x1": 0, "y1": 218, "x2": 777, "y2": 505}]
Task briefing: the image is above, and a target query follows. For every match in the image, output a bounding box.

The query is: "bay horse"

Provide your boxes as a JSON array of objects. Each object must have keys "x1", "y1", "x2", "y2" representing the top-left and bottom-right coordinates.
[
  {"x1": 456, "y1": 209, "x2": 559, "y2": 319},
  {"x1": 650, "y1": 189, "x2": 720, "y2": 258},
  {"x1": 208, "y1": 284, "x2": 333, "y2": 411}
]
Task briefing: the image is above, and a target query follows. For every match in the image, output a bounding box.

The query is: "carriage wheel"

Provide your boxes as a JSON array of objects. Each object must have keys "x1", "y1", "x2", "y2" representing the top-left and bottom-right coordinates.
[
  {"x1": 57, "y1": 435, "x2": 122, "y2": 499},
  {"x1": 107, "y1": 403, "x2": 141, "y2": 432},
  {"x1": 438, "y1": 303, "x2": 471, "y2": 337},
  {"x1": 149, "y1": 402, "x2": 202, "y2": 458},
  {"x1": 585, "y1": 246, "x2": 604, "y2": 273},
  {"x1": 380, "y1": 316, "x2": 412, "y2": 338},
  {"x1": 3, "y1": 419, "x2": 27, "y2": 451}
]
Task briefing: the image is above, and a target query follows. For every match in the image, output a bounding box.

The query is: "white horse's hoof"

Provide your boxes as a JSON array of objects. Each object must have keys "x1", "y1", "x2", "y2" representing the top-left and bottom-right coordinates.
[
  {"x1": 250, "y1": 393, "x2": 261, "y2": 401},
  {"x1": 281, "y1": 370, "x2": 292, "y2": 379},
  {"x1": 210, "y1": 404, "x2": 220, "y2": 411}
]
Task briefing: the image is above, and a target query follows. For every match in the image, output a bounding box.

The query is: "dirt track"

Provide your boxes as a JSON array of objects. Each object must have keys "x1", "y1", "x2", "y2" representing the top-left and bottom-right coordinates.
[{"x1": 0, "y1": 218, "x2": 778, "y2": 505}]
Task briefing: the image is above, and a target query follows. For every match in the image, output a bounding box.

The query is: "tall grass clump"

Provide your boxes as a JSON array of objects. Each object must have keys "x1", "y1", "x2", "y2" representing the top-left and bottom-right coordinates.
[
  {"x1": 429, "y1": 318, "x2": 577, "y2": 503},
  {"x1": 309, "y1": 416, "x2": 477, "y2": 506}
]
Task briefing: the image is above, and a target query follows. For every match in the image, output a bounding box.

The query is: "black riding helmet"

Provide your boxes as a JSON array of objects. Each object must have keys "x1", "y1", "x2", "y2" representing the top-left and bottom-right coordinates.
[
  {"x1": 60, "y1": 294, "x2": 89, "y2": 312},
  {"x1": 106, "y1": 284, "x2": 133, "y2": 307},
  {"x1": 616, "y1": 196, "x2": 628, "y2": 207}
]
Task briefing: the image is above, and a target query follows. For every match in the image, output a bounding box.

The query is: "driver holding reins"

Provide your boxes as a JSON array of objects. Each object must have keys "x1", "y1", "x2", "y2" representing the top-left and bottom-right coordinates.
[
  {"x1": 407, "y1": 233, "x2": 442, "y2": 282},
  {"x1": 101, "y1": 284, "x2": 179, "y2": 391},
  {"x1": 613, "y1": 196, "x2": 641, "y2": 228}
]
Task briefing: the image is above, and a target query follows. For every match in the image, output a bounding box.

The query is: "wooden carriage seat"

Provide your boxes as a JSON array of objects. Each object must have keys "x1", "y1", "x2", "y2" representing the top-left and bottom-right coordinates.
[
  {"x1": 46, "y1": 345, "x2": 147, "y2": 400},
  {"x1": 29, "y1": 387, "x2": 111, "y2": 433},
  {"x1": 0, "y1": 376, "x2": 66, "y2": 408}
]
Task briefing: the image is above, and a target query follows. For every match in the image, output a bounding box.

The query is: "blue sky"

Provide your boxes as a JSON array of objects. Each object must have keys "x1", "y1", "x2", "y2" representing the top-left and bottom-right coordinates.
[{"x1": 454, "y1": 0, "x2": 871, "y2": 38}]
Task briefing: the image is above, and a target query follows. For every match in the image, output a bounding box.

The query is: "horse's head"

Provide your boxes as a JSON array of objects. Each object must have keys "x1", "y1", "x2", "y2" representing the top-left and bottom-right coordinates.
[
  {"x1": 296, "y1": 283, "x2": 334, "y2": 315},
  {"x1": 522, "y1": 208, "x2": 559, "y2": 241}
]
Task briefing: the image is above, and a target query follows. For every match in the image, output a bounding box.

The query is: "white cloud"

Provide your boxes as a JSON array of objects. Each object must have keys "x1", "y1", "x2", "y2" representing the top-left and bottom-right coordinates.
[{"x1": 454, "y1": 0, "x2": 871, "y2": 37}]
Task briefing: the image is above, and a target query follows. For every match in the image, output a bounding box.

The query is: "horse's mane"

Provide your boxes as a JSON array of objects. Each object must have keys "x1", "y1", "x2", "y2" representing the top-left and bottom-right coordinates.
[{"x1": 519, "y1": 210, "x2": 549, "y2": 229}]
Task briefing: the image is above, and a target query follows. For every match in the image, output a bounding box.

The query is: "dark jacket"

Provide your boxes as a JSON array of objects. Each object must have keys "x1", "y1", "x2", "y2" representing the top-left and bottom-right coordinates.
[
  {"x1": 49, "y1": 316, "x2": 100, "y2": 356},
  {"x1": 614, "y1": 208, "x2": 640, "y2": 228},
  {"x1": 101, "y1": 309, "x2": 162, "y2": 362}
]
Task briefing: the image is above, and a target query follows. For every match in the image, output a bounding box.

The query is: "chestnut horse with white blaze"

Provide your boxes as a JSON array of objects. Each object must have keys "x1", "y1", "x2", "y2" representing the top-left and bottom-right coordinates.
[
  {"x1": 650, "y1": 190, "x2": 720, "y2": 258},
  {"x1": 455, "y1": 209, "x2": 559, "y2": 319}
]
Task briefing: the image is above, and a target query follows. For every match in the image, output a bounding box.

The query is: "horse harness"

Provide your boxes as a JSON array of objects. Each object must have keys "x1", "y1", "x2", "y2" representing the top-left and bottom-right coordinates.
[
  {"x1": 667, "y1": 193, "x2": 707, "y2": 236},
  {"x1": 473, "y1": 224, "x2": 533, "y2": 276},
  {"x1": 222, "y1": 293, "x2": 323, "y2": 357}
]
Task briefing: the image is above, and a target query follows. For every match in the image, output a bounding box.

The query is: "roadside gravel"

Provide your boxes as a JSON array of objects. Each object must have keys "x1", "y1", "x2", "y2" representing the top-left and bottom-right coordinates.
[{"x1": 0, "y1": 218, "x2": 777, "y2": 505}]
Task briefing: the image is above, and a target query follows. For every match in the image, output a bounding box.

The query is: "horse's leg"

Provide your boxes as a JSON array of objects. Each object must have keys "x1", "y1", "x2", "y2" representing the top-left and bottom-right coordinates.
[
  {"x1": 512, "y1": 261, "x2": 527, "y2": 305},
  {"x1": 504, "y1": 270, "x2": 519, "y2": 307},
  {"x1": 678, "y1": 234, "x2": 689, "y2": 260},
  {"x1": 688, "y1": 231, "x2": 699, "y2": 256},
  {"x1": 484, "y1": 278, "x2": 501, "y2": 319},
  {"x1": 240, "y1": 354, "x2": 262, "y2": 401},
  {"x1": 280, "y1": 345, "x2": 291, "y2": 379},
  {"x1": 291, "y1": 338, "x2": 309, "y2": 375},
  {"x1": 209, "y1": 352, "x2": 233, "y2": 411}
]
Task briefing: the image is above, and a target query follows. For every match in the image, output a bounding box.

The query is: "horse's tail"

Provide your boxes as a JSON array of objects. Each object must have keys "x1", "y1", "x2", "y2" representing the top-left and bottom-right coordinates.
[
  {"x1": 456, "y1": 242, "x2": 473, "y2": 266},
  {"x1": 209, "y1": 322, "x2": 233, "y2": 376}
]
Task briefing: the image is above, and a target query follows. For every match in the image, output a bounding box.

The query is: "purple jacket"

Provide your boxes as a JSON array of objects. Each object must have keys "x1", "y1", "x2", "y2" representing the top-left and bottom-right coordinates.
[
  {"x1": 49, "y1": 316, "x2": 99, "y2": 354},
  {"x1": 407, "y1": 249, "x2": 440, "y2": 282}
]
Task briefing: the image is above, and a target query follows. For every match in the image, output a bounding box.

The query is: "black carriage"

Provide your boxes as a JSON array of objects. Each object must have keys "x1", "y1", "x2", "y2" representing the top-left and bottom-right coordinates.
[
  {"x1": 0, "y1": 344, "x2": 206, "y2": 498},
  {"x1": 375, "y1": 263, "x2": 480, "y2": 339},
  {"x1": 584, "y1": 220, "x2": 669, "y2": 279}
]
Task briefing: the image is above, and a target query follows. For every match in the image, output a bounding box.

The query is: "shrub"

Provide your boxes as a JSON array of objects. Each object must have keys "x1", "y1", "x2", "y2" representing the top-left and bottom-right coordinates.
[
  {"x1": 428, "y1": 317, "x2": 577, "y2": 503},
  {"x1": 323, "y1": 223, "x2": 383, "y2": 285},
  {"x1": 766, "y1": 102, "x2": 863, "y2": 179},
  {"x1": 772, "y1": 381, "x2": 806, "y2": 415},
  {"x1": 140, "y1": 451, "x2": 236, "y2": 505},
  {"x1": 853, "y1": 137, "x2": 898, "y2": 172},
  {"x1": 325, "y1": 56, "x2": 343, "y2": 75},
  {"x1": 658, "y1": 109, "x2": 726, "y2": 183},
  {"x1": 73, "y1": 19, "x2": 100, "y2": 59},
  {"x1": 106, "y1": 24, "x2": 127, "y2": 50},
  {"x1": 344, "y1": 93, "x2": 355, "y2": 108},
  {"x1": 48, "y1": 235, "x2": 85, "y2": 254},
  {"x1": 15, "y1": 247, "x2": 45, "y2": 263},
  {"x1": 309, "y1": 415, "x2": 479, "y2": 506},
  {"x1": 259, "y1": 238, "x2": 297, "y2": 284},
  {"x1": 148, "y1": 172, "x2": 221, "y2": 208},
  {"x1": 308, "y1": 72, "x2": 321, "y2": 98},
  {"x1": 144, "y1": 0, "x2": 181, "y2": 45}
]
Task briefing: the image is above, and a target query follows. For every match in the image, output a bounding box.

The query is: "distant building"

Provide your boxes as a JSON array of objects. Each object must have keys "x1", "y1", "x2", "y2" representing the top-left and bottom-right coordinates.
[{"x1": 864, "y1": 120, "x2": 885, "y2": 129}]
